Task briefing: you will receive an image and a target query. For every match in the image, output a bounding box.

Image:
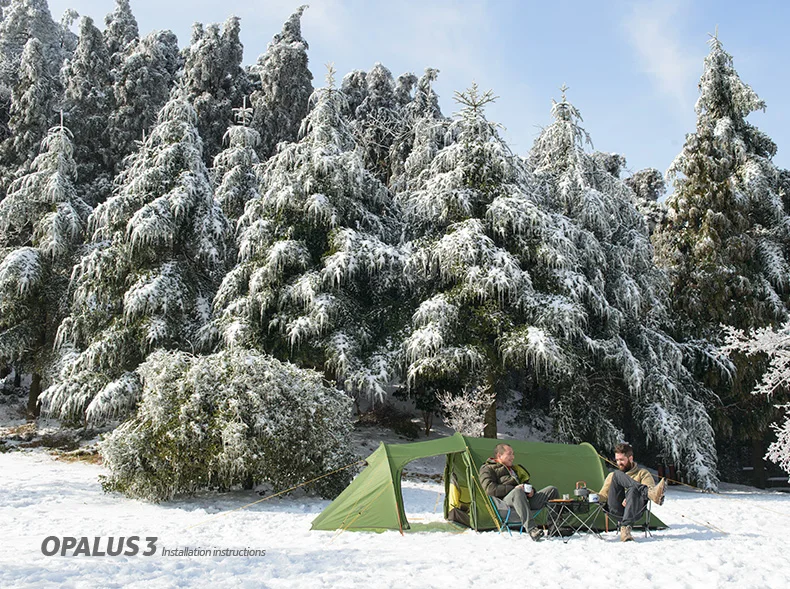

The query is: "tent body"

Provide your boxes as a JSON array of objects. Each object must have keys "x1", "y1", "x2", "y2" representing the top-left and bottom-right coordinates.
[{"x1": 311, "y1": 433, "x2": 665, "y2": 532}]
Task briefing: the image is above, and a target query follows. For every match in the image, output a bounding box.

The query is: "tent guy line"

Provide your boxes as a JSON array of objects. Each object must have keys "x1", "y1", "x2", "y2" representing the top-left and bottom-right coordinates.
[{"x1": 184, "y1": 459, "x2": 366, "y2": 532}]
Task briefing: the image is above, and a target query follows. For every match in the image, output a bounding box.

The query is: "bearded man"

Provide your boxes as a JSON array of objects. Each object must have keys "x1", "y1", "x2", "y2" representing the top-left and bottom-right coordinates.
[{"x1": 598, "y1": 442, "x2": 666, "y2": 542}]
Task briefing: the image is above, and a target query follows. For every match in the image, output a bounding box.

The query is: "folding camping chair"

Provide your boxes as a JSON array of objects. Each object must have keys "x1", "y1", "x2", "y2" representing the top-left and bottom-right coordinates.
[
  {"x1": 603, "y1": 499, "x2": 653, "y2": 538},
  {"x1": 489, "y1": 496, "x2": 542, "y2": 536}
]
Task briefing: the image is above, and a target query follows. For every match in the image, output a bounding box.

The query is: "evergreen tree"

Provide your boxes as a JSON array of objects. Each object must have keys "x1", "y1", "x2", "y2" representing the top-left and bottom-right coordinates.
[
  {"x1": 0, "y1": 37, "x2": 59, "y2": 189},
  {"x1": 182, "y1": 16, "x2": 248, "y2": 165},
  {"x1": 212, "y1": 68, "x2": 402, "y2": 401},
  {"x1": 652, "y1": 35, "x2": 790, "y2": 450},
  {"x1": 625, "y1": 167, "x2": 667, "y2": 234},
  {"x1": 61, "y1": 16, "x2": 114, "y2": 206},
  {"x1": 108, "y1": 29, "x2": 180, "y2": 173},
  {"x1": 0, "y1": 0, "x2": 63, "y2": 88},
  {"x1": 251, "y1": 5, "x2": 313, "y2": 159},
  {"x1": 389, "y1": 67, "x2": 443, "y2": 184},
  {"x1": 353, "y1": 63, "x2": 401, "y2": 184},
  {"x1": 212, "y1": 99, "x2": 260, "y2": 226},
  {"x1": 395, "y1": 85, "x2": 554, "y2": 436},
  {"x1": 527, "y1": 89, "x2": 718, "y2": 487},
  {"x1": 103, "y1": 0, "x2": 138, "y2": 67},
  {"x1": 99, "y1": 348, "x2": 354, "y2": 501},
  {"x1": 0, "y1": 120, "x2": 91, "y2": 417},
  {"x1": 340, "y1": 69, "x2": 367, "y2": 119},
  {"x1": 41, "y1": 91, "x2": 231, "y2": 425}
]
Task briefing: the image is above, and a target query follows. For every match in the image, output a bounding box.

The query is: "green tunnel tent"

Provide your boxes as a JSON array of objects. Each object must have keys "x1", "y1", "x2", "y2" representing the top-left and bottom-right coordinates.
[{"x1": 310, "y1": 433, "x2": 666, "y2": 532}]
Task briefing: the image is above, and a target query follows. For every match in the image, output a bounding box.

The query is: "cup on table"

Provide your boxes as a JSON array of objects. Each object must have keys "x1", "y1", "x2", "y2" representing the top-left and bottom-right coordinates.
[
  {"x1": 522, "y1": 483, "x2": 533, "y2": 494},
  {"x1": 562, "y1": 493, "x2": 570, "y2": 500}
]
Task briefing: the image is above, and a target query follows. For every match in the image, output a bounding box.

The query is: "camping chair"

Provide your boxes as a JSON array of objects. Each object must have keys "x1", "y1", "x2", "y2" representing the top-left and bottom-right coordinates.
[
  {"x1": 603, "y1": 500, "x2": 653, "y2": 538},
  {"x1": 489, "y1": 496, "x2": 542, "y2": 536}
]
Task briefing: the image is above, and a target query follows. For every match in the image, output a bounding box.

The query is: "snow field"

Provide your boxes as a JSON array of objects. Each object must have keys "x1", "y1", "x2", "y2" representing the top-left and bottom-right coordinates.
[{"x1": 2, "y1": 451, "x2": 790, "y2": 588}]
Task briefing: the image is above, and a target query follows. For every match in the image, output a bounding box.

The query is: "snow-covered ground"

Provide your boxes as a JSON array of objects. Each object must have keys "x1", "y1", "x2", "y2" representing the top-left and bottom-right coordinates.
[{"x1": 2, "y1": 450, "x2": 790, "y2": 589}]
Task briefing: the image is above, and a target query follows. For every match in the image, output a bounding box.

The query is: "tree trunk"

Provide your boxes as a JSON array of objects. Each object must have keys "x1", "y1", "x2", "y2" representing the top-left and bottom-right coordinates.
[
  {"x1": 27, "y1": 372, "x2": 42, "y2": 421},
  {"x1": 483, "y1": 400, "x2": 497, "y2": 439},
  {"x1": 752, "y1": 437, "x2": 766, "y2": 489},
  {"x1": 422, "y1": 410, "x2": 433, "y2": 437}
]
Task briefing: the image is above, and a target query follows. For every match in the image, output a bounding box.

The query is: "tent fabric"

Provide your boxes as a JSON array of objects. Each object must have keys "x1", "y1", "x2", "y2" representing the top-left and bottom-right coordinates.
[{"x1": 310, "y1": 433, "x2": 666, "y2": 532}]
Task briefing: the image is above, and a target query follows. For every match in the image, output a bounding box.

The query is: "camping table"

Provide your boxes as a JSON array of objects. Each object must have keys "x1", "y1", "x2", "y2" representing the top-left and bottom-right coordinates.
[{"x1": 545, "y1": 499, "x2": 604, "y2": 543}]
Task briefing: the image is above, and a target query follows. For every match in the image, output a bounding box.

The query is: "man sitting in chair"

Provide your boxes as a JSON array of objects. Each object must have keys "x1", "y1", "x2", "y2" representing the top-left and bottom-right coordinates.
[
  {"x1": 598, "y1": 442, "x2": 666, "y2": 542},
  {"x1": 479, "y1": 443, "x2": 559, "y2": 541}
]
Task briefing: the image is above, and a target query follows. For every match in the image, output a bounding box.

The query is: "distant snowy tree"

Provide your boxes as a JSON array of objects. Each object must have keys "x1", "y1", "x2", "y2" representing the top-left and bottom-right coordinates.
[
  {"x1": 41, "y1": 91, "x2": 230, "y2": 425},
  {"x1": 212, "y1": 68, "x2": 402, "y2": 401},
  {"x1": 353, "y1": 63, "x2": 401, "y2": 183},
  {"x1": 0, "y1": 0, "x2": 63, "y2": 89},
  {"x1": 0, "y1": 121, "x2": 91, "y2": 417},
  {"x1": 340, "y1": 69, "x2": 367, "y2": 119},
  {"x1": 390, "y1": 67, "x2": 443, "y2": 184},
  {"x1": 99, "y1": 348, "x2": 354, "y2": 501},
  {"x1": 212, "y1": 99, "x2": 260, "y2": 226},
  {"x1": 108, "y1": 30, "x2": 180, "y2": 173},
  {"x1": 251, "y1": 5, "x2": 313, "y2": 159},
  {"x1": 103, "y1": 0, "x2": 138, "y2": 67},
  {"x1": 182, "y1": 16, "x2": 248, "y2": 165},
  {"x1": 61, "y1": 16, "x2": 114, "y2": 206},
  {"x1": 652, "y1": 35, "x2": 790, "y2": 446},
  {"x1": 0, "y1": 37, "x2": 60, "y2": 189},
  {"x1": 722, "y1": 324, "x2": 790, "y2": 479},
  {"x1": 527, "y1": 88, "x2": 718, "y2": 488},
  {"x1": 625, "y1": 167, "x2": 666, "y2": 234}
]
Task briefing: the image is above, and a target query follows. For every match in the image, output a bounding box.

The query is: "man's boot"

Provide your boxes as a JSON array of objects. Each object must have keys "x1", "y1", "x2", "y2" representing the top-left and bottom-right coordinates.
[
  {"x1": 649, "y1": 478, "x2": 666, "y2": 505},
  {"x1": 620, "y1": 525, "x2": 634, "y2": 542}
]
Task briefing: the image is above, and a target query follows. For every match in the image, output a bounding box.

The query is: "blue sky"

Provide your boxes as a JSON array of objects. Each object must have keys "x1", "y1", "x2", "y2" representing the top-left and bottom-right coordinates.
[{"x1": 47, "y1": 0, "x2": 790, "y2": 179}]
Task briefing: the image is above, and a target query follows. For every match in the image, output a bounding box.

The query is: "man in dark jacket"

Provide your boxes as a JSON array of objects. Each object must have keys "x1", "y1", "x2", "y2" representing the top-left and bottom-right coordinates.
[{"x1": 479, "y1": 443, "x2": 559, "y2": 540}]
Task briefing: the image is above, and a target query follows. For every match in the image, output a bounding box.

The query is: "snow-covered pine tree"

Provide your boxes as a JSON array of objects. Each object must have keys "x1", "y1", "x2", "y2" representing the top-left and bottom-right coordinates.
[
  {"x1": 212, "y1": 98, "x2": 260, "y2": 226},
  {"x1": 389, "y1": 68, "x2": 443, "y2": 186},
  {"x1": 527, "y1": 88, "x2": 718, "y2": 488},
  {"x1": 353, "y1": 63, "x2": 401, "y2": 184},
  {"x1": 0, "y1": 37, "x2": 60, "y2": 190},
  {"x1": 41, "y1": 90, "x2": 231, "y2": 425},
  {"x1": 212, "y1": 67, "x2": 402, "y2": 402},
  {"x1": 182, "y1": 16, "x2": 248, "y2": 165},
  {"x1": 340, "y1": 69, "x2": 367, "y2": 120},
  {"x1": 61, "y1": 16, "x2": 114, "y2": 206},
  {"x1": 0, "y1": 0, "x2": 63, "y2": 89},
  {"x1": 624, "y1": 167, "x2": 667, "y2": 235},
  {"x1": 652, "y1": 35, "x2": 790, "y2": 456},
  {"x1": 99, "y1": 348, "x2": 354, "y2": 501},
  {"x1": 103, "y1": 0, "x2": 138, "y2": 68},
  {"x1": 107, "y1": 29, "x2": 180, "y2": 174},
  {"x1": 0, "y1": 120, "x2": 91, "y2": 417},
  {"x1": 251, "y1": 5, "x2": 313, "y2": 159},
  {"x1": 395, "y1": 84, "x2": 567, "y2": 438}
]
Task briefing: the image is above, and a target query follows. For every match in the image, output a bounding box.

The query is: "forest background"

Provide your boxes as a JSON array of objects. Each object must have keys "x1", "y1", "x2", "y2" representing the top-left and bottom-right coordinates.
[{"x1": 1, "y1": 0, "x2": 790, "y2": 501}]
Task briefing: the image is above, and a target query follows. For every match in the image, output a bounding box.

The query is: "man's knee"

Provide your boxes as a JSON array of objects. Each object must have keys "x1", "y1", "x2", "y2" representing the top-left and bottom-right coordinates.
[
  {"x1": 504, "y1": 486, "x2": 528, "y2": 505},
  {"x1": 545, "y1": 485, "x2": 559, "y2": 499},
  {"x1": 612, "y1": 470, "x2": 632, "y2": 486}
]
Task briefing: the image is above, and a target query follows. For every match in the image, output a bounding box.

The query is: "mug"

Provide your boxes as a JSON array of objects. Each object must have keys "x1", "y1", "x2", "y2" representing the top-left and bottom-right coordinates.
[
  {"x1": 588, "y1": 493, "x2": 599, "y2": 503},
  {"x1": 522, "y1": 483, "x2": 533, "y2": 494},
  {"x1": 562, "y1": 494, "x2": 570, "y2": 500}
]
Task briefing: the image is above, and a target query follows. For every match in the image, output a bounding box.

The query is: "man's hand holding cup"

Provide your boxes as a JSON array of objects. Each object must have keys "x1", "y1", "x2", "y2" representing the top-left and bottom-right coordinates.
[{"x1": 522, "y1": 483, "x2": 534, "y2": 497}]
